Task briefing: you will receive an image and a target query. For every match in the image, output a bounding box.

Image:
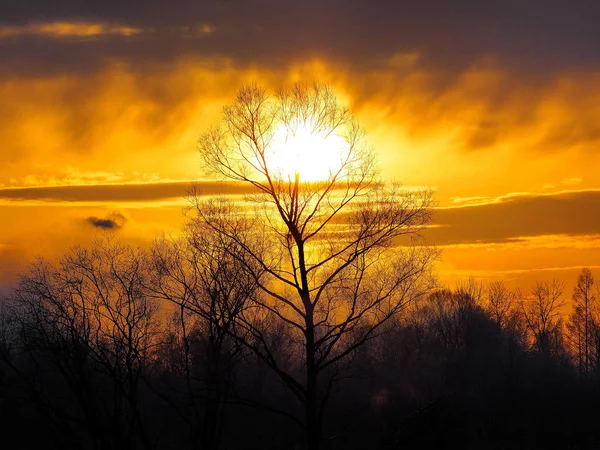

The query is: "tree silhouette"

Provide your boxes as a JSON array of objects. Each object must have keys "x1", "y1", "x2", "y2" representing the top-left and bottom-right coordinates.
[
  {"x1": 567, "y1": 268, "x2": 599, "y2": 379},
  {"x1": 7, "y1": 236, "x2": 159, "y2": 449},
  {"x1": 193, "y1": 82, "x2": 436, "y2": 449},
  {"x1": 148, "y1": 226, "x2": 265, "y2": 449},
  {"x1": 521, "y1": 279, "x2": 566, "y2": 359},
  {"x1": 485, "y1": 281, "x2": 519, "y2": 329}
]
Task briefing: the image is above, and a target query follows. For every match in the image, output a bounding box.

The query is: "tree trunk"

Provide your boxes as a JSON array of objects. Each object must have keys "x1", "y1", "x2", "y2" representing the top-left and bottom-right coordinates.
[
  {"x1": 305, "y1": 314, "x2": 320, "y2": 450},
  {"x1": 201, "y1": 387, "x2": 222, "y2": 450}
]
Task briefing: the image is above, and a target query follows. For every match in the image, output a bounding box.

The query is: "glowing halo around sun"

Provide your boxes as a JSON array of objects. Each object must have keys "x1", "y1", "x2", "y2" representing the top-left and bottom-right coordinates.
[{"x1": 264, "y1": 118, "x2": 349, "y2": 182}]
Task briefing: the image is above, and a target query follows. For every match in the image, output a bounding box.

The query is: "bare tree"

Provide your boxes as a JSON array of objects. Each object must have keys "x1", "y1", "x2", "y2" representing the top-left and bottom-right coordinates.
[
  {"x1": 9, "y1": 236, "x2": 159, "y2": 450},
  {"x1": 521, "y1": 279, "x2": 566, "y2": 358},
  {"x1": 486, "y1": 281, "x2": 519, "y2": 329},
  {"x1": 456, "y1": 278, "x2": 484, "y2": 306},
  {"x1": 193, "y1": 82, "x2": 436, "y2": 449},
  {"x1": 421, "y1": 288, "x2": 478, "y2": 352},
  {"x1": 567, "y1": 268, "x2": 599, "y2": 379},
  {"x1": 148, "y1": 226, "x2": 265, "y2": 450}
]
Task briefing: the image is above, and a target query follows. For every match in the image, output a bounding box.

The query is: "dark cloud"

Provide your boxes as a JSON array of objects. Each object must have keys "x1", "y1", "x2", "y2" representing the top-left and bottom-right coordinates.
[
  {"x1": 0, "y1": 181, "x2": 255, "y2": 203},
  {"x1": 427, "y1": 190, "x2": 600, "y2": 245},
  {"x1": 86, "y1": 212, "x2": 126, "y2": 229},
  {"x1": 0, "y1": 0, "x2": 598, "y2": 78}
]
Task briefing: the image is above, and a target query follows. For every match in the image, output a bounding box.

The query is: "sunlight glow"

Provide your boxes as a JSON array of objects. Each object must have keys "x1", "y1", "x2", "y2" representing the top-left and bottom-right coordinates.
[{"x1": 265, "y1": 119, "x2": 348, "y2": 182}]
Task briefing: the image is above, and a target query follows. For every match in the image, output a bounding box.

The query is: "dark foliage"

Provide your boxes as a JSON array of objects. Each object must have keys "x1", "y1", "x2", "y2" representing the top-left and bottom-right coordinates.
[{"x1": 2, "y1": 249, "x2": 600, "y2": 449}]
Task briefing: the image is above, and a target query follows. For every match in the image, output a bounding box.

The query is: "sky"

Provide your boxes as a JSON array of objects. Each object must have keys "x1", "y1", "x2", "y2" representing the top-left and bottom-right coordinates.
[{"x1": 1, "y1": 0, "x2": 599, "y2": 294}]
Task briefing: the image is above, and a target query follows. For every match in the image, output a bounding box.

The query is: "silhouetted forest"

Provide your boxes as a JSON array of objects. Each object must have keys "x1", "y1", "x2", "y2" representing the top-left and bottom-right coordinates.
[{"x1": 1, "y1": 234, "x2": 599, "y2": 449}]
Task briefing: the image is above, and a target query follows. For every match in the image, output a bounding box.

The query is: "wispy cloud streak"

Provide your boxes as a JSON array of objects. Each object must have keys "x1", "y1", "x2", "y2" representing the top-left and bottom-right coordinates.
[{"x1": 0, "y1": 21, "x2": 144, "y2": 39}]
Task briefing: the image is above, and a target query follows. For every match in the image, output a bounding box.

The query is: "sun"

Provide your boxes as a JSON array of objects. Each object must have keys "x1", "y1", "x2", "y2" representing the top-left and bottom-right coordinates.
[{"x1": 265, "y1": 118, "x2": 349, "y2": 182}]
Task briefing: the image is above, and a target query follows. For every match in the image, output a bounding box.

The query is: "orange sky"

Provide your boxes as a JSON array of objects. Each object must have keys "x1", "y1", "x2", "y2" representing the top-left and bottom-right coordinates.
[{"x1": 1, "y1": 8, "x2": 599, "y2": 294}]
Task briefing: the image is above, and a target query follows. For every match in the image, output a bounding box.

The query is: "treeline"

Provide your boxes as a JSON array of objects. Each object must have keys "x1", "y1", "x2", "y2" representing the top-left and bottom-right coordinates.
[{"x1": 0, "y1": 236, "x2": 599, "y2": 449}]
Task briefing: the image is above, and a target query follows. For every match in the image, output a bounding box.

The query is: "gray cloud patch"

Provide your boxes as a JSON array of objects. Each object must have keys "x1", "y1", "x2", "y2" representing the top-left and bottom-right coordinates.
[
  {"x1": 426, "y1": 190, "x2": 600, "y2": 246},
  {"x1": 86, "y1": 212, "x2": 126, "y2": 229},
  {"x1": 0, "y1": 181, "x2": 256, "y2": 203},
  {"x1": 0, "y1": 0, "x2": 599, "y2": 78}
]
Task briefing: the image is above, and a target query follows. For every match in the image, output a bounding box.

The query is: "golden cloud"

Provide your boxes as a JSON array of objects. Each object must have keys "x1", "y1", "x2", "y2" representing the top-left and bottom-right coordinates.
[
  {"x1": 1, "y1": 57, "x2": 599, "y2": 200},
  {"x1": 0, "y1": 21, "x2": 144, "y2": 39}
]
